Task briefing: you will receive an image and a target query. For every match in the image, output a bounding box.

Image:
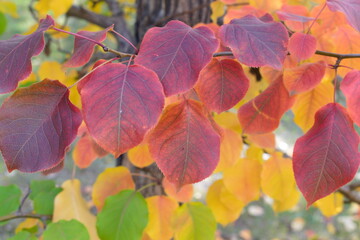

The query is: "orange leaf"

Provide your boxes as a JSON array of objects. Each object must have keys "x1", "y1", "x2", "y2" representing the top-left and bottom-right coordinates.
[
  {"x1": 163, "y1": 178, "x2": 193, "y2": 203},
  {"x1": 128, "y1": 143, "x2": 154, "y2": 168}
]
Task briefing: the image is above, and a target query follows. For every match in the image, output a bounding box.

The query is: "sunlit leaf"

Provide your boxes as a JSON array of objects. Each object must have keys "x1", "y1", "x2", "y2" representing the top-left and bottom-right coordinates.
[
  {"x1": 162, "y1": 178, "x2": 193, "y2": 203},
  {"x1": 314, "y1": 192, "x2": 343, "y2": 217},
  {"x1": 327, "y1": 0, "x2": 360, "y2": 32},
  {"x1": 128, "y1": 143, "x2": 154, "y2": 168},
  {"x1": 35, "y1": 0, "x2": 74, "y2": 18}
]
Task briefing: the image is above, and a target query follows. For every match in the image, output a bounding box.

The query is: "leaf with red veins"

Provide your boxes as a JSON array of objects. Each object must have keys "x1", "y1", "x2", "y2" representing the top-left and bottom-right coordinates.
[
  {"x1": 0, "y1": 79, "x2": 82, "y2": 172},
  {"x1": 64, "y1": 25, "x2": 113, "y2": 68},
  {"x1": 78, "y1": 63, "x2": 165, "y2": 157},
  {"x1": 219, "y1": 15, "x2": 289, "y2": 70},
  {"x1": 149, "y1": 99, "x2": 220, "y2": 188},
  {"x1": 327, "y1": 0, "x2": 360, "y2": 32},
  {"x1": 135, "y1": 20, "x2": 219, "y2": 96},
  {"x1": 340, "y1": 70, "x2": 360, "y2": 126},
  {"x1": 288, "y1": 32, "x2": 317, "y2": 60},
  {"x1": 293, "y1": 103, "x2": 360, "y2": 206},
  {"x1": 0, "y1": 15, "x2": 54, "y2": 93}
]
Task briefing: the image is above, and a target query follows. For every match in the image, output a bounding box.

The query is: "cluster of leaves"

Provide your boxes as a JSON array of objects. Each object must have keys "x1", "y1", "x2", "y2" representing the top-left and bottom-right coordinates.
[{"x1": 1, "y1": 0, "x2": 360, "y2": 239}]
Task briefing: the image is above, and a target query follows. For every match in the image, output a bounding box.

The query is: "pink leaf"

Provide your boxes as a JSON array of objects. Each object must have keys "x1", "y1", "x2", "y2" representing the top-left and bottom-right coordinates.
[
  {"x1": 219, "y1": 15, "x2": 289, "y2": 70},
  {"x1": 283, "y1": 61, "x2": 326, "y2": 95},
  {"x1": 238, "y1": 76, "x2": 295, "y2": 134},
  {"x1": 293, "y1": 103, "x2": 360, "y2": 206},
  {"x1": 0, "y1": 15, "x2": 54, "y2": 93},
  {"x1": 135, "y1": 20, "x2": 219, "y2": 96},
  {"x1": 0, "y1": 79, "x2": 82, "y2": 172},
  {"x1": 340, "y1": 70, "x2": 360, "y2": 126},
  {"x1": 196, "y1": 59, "x2": 249, "y2": 113},
  {"x1": 276, "y1": 10, "x2": 315, "y2": 23},
  {"x1": 64, "y1": 25, "x2": 113, "y2": 68},
  {"x1": 78, "y1": 63, "x2": 165, "y2": 157},
  {"x1": 327, "y1": 0, "x2": 360, "y2": 32},
  {"x1": 149, "y1": 99, "x2": 220, "y2": 188},
  {"x1": 288, "y1": 32, "x2": 317, "y2": 60}
]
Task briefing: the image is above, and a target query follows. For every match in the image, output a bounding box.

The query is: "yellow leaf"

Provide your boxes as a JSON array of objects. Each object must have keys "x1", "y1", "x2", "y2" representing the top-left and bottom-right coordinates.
[
  {"x1": 128, "y1": 143, "x2": 154, "y2": 168},
  {"x1": 210, "y1": 1, "x2": 225, "y2": 23},
  {"x1": 223, "y1": 158, "x2": 262, "y2": 204},
  {"x1": 92, "y1": 166, "x2": 135, "y2": 210},
  {"x1": 246, "y1": 145, "x2": 263, "y2": 163},
  {"x1": 0, "y1": 1, "x2": 18, "y2": 18},
  {"x1": 38, "y1": 61, "x2": 66, "y2": 82},
  {"x1": 314, "y1": 192, "x2": 343, "y2": 217},
  {"x1": 34, "y1": 0, "x2": 74, "y2": 18},
  {"x1": 16, "y1": 218, "x2": 42, "y2": 233},
  {"x1": 261, "y1": 152, "x2": 296, "y2": 201},
  {"x1": 292, "y1": 82, "x2": 333, "y2": 132},
  {"x1": 53, "y1": 179, "x2": 99, "y2": 240},
  {"x1": 250, "y1": 0, "x2": 282, "y2": 12},
  {"x1": 20, "y1": 72, "x2": 38, "y2": 86},
  {"x1": 273, "y1": 186, "x2": 300, "y2": 212},
  {"x1": 144, "y1": 196, "x2": 178, "y2": 240},
  {"x1": 163, "y1": 178, "x2": 193, "y2": 203},
  {"x1": 215, "y1": 128, "x2": 243, "y2": 172},
  {"x1": 206, "y1": 180, "x2": 244, "y2": 226},
  {"x1": 213, "y1": 112, "x2": 242, "y2": 133}
]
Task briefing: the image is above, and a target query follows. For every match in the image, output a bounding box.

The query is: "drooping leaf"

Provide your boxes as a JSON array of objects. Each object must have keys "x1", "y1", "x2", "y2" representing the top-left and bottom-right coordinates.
[
  {"x1": 0, "y1": 15, "x2": 54, "y2": 93},
  {"x1": 238, "y1": 76, "x2": 295, "y2": 134},
  {"x1": 283, "y1": 61, "x2": 326, "y2": 95},
  {"x1": 0, "y1": 185, "x2": 21, "y2": 218},
  {"x1": 276, "y1": 10, "x2": 315, "y2": 23},
  {"x1": 149, "y1": 99, "x2": 220, "y2": 188},
  {"x1": 64, "y1": 26, "x2": 113, "y2": 68},
  {"x1": 92, "y1": 166, "x2": 135, "y2": 210},
  {"x1": 96, "y1": 190, "x2": 148, "y2": 240},
  {"x1": 53, "y1": 179, "x2": 99, "y2": 240},
  {"x1": 261, "y1": 152, "x2": 297, "y2": 201},
  {"x1": 219, "y1": 15, "x2": 288, "y2": 69},
  {"x1": 223, "y1": 158, "x2": 262, "y2": 204},
  {"x1": 196, "y1": 59, "x2": 249, "y2": 113},
  {"x1": 293, "y1": 103, "x2": 360, "y2": 206},
  {"x1": 128, "y1": 143, "x2": 154, "y2": 168},
  {"x1": 172, "y1": 202, "x2": 216, "y2": 240},
  {"x1": 292, "y1": 82, "x2": 334, "y2": 132},
  {"x1": 288, "y1": 32, "x2": 317, "y2": 60},
  {"x1": 314, "y1": 192, "x2": 343, "y2": 217},
  {"x1": 144, "y1": 196, "x2": 178, "y2": 240},
  {"x1": 206, "y1": 180, "x2": 244, "y2": 226},
  {"x1": 78, "y1": 63, "x2": 165, "y2": 157},
  {"x1": 215, "y1": 128, "x2": 243, "y2": 172},
  {"x1": 340, "y1": 70, "x2": 360, "y2": 126},
  {"x1": 43, "y1": 220, "x2": 90, "y2": 240},
  {"x1": 135, "y1": 20, "x2": 218, "y2": 96},
  {"x1": 162, "y1": 178, "x2": 193, "y2": 203},
  {"x1": 327, "y1": 0, "x2": 360, "y2": 32},
  {"x1": 0, "y1": 79, "x2": 82, "y2": 172},
  {"x1": 272, "y1": 186, "x2": 300, "y2": 212},
  {"x1": 29, "y1": 180, "x2": 62, "y2": 215}
]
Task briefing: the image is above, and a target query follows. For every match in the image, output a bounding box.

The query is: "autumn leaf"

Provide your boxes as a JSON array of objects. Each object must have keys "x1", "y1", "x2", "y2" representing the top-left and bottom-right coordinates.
[
  {"x1": 163, "y1": 178, "x2": 193, "y2": 203},
  {"x1": 340, "y1": 70, "x2": 360, "y2": 126},
  {"x1": 35, "y1": 0, "x2": 74, "y2": 18},
  {"x1": 327, "y1": 0, "x2": 360, "y2": 32},
  {"x1": 293, "y1": 103, "x2": 360, "y2": 206},
  {"x1": 314, "y1": 192, "x2": 343, "y2": 217},
  {"x1": 128, "y1": 143, "x2": 154, "y2": 168},
  {"x1": 288, "y1": 32, "x2": 317, "y2": 61}
]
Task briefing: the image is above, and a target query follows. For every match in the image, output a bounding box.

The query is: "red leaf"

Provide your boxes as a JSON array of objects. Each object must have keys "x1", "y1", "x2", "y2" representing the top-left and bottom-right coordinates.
[
  {"x1": 149, "y1": 99, "x2": 220, "y2": 188},
  {"x1": 238, "y1": 76, "x2": 295, "y2": 134},
  {"x1": 0, "y1": 15, "x2": 54, "y2": 93},
  {"x1": 135, "y1": 20, "x2": 219, "y2": 96},
  {"x1": 219, "y1": 15, "x2": 289, "y2": 70},
  {"x1": 293, "y1": 103, "x2": 360, "y2": 206},
  {"x1": 327, "y1": 0, "x2": 360, "y2": 32},
  {"x1": 340, "y1": 70, "x2": 360, "y2": 126},
  {"x1": 196, "y1": 59, "x2": 249, "y2": 113},
  {"x1": 288, "y1": 32, "x2": 317, "y2": 60},
  {"x1": 0, "y1": 79, "x2": 82, "y2": 172},
  {"x1": 64, "y1": 26, "x2": 113, "y2": 68},
  {"x1": 78, "y1": 63, "x2": 165, "y2": 157},
  {"x1": 283, "y1": 61, "x2": 326, "y2": 95}
]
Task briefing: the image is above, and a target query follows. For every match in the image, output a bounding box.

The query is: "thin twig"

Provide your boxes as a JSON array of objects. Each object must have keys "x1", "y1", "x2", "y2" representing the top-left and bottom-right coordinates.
[
  {"x1": 131, "y1": 173, "x2": 158, "y2": 182},
  {"x1": 0, "y1": 213, "x2": 52, "y2": 223},
  {"x1": 111, "y1": 29, "x2": 138, "y2": 53},
  {"x1": 18, "y1": 188, "x2": 31, "y2": 213},
  {"x1": 338, "y1": 187, "x2": 360, "y2": 205}
]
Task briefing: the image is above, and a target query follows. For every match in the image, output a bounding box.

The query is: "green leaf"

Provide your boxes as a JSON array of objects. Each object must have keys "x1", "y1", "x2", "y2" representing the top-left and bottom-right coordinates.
[
  {"x1": 8, "y1": 231, "x2": 37, "y2": 240},
  {"x1": 0, "y1": 185, "x2": 22, "y2": 217},
  {"x1": 172, "y1": 202, "x2": 217, "y2": 240},
  {"x1": 0, "y1": 12, "x2": 6, "y2": 35},
  {"x1": 96, "y1": 189, "x2": 148, "y2": 240},
  {"x1": 42, "y1": 219, "x2": 90, "y2": 240},
  {"x1": 30, "y1": 180, "x2": 62, "y2": 215}
]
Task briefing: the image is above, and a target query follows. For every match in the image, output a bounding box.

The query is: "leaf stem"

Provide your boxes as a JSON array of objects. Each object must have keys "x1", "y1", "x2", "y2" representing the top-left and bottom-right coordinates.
[
  {"x1": 131, "y1": 173, "x2": 158, "y2": 182},
  {"x1": 136, "y1": 182, "x2": 157, "y2": 193},
  {"x1": 111, "y1": 29, "x2": 138, "y2": 53},
  {"x1": 306, "y1": 3, "x2": 326, "y2": 34}
]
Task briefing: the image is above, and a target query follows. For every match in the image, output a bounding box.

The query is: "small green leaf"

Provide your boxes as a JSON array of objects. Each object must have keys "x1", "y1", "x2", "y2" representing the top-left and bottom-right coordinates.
[
  {"x1": 43, "y1": 219, "x2": 90, "y2": 240},
  {"x1": 0, "y1": 185, "x2": 22, "y2": 217},
  {"x1": 172, "y1": 202, "x2": 217, "y2": 240},
  {"x1": 30, "y1": 180, "x2": 62, "y2": 215},
  {"x1": 8, "y1": 231, "x2": 37, "y2": 240},
  {"x1": 0, "y1": 12, "x2": 6, "y2": 35},
  {"x1": 97, "y1": 189, "x2": 148, "y2": 240}
]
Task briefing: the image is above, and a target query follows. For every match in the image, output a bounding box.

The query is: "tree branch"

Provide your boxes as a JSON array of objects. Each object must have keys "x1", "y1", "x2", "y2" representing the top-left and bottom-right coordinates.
[
  {"x1": 338, "y1": 186, "x2": 360, "y2": 205},
  {"x1": 0, "y1": 213, "x2": 52, "y2": 223}
]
